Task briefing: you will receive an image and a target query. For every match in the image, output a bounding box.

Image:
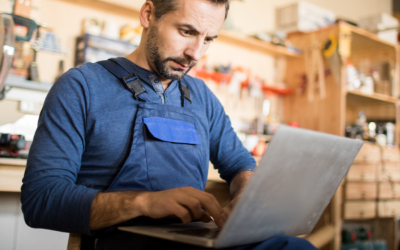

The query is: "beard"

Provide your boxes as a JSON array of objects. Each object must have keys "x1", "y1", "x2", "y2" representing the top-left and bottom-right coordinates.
[{"x1": 146, "y1": 25, "x2": 196, "y2": 81}]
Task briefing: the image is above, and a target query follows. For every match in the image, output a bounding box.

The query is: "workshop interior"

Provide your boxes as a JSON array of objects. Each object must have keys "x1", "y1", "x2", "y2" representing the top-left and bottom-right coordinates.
[{"x1": 0, "y1": 0, "x2": 400, "y2": 249}]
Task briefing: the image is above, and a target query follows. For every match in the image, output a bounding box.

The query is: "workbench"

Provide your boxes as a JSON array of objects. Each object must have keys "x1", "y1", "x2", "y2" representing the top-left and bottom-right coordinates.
[
  {"x1": 0, "y1": 158, "x2": 27, "y2": 192},
  {"x1": 0, "y1": 158, "x2": 226, "y2": 192}
]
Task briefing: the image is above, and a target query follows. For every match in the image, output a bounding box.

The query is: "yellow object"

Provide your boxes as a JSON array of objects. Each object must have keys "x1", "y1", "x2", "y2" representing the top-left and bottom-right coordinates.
[{"x1": 322, "y1": 34, "x2": 337, "y2": 58}]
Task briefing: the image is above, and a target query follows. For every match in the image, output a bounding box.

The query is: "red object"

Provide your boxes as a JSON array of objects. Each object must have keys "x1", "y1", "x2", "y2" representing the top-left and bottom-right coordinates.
[
  {"x1": 194, "y1": 69, "x2": 232, "y2": 84},
  {"x1": 262, "y1": 85, "x2": 294, "y2": 95},
  {"x1": 367, "y1": 230, "x2": 372, "y2": 239},
  {"x1": 351, "y1": 231, "x2": 356, "y2": 242},
  {"x1": 193, "y1": 68, "x2": 294, "y2": 96},
  {"x1": 252, "y1": 141, "x2": 267, "y2": 156},
  {"x1": 288, "y1": 122, "x2": 299, "y2": 127}
]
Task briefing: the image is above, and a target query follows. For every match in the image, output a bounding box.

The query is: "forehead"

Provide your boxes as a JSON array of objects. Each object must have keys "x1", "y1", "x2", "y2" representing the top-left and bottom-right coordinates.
[{"x1": 166, "y1": 0, "x2": 226, "y2": 32}]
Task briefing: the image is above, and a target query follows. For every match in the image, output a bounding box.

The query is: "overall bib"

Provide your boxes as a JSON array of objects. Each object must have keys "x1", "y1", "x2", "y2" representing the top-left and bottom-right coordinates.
[{"x1": 98, "y1": 58, "x2": 206, "y2": 192}]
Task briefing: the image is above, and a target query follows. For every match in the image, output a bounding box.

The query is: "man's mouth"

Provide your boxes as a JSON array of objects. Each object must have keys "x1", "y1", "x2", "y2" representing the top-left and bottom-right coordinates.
[{"x1": 172, "y1": 60, "x2": 190, "y2": 69}]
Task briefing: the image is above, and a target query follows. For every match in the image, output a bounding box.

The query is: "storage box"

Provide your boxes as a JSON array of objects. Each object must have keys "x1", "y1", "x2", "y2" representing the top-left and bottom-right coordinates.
[
  {"x1": 379, "y1": 183, "x2": 400, "y2": 199},
  {"x1": 377, "y1": 200, "x2": 400, "y2": 217},
  {"x1": 344, "y1": 201, "x2": 376, "y2": 219},
  {"x1": 353, "y1": 143, "x2": 381, "y2": 164},
  {"x1": 358, "y1": 12, "x2": 399, "y2": 33},
  {"x1": 347, "y1": 165, "x2": 377, "y2": 182},
  {"x1": 275, "y1": 1, "x2": 336, "y2": 33},
  {"x1": 345, "y1": 182, "x2": 377, "y2": 199},
  {"x1": 377, "y1": 29, "x2": 398, "y2": 44},
  {"x1": 379, "y1": 166, "x2": 400, "y2": 182},
  {"x1": 382, "y1": 147, "x2": 399, "y2": 164}
]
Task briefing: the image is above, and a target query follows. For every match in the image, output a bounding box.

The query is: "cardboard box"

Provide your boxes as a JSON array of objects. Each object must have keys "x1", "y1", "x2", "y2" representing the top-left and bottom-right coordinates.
[
  {"x1": 358, "y1": 12, "x2": 399, "y2": 33},
  {"x1": 344, "y1": 201, "x2": 376, "y2": 219},
  {"x1": 345, "y1": 182, "x2": 377, "y2": 200},
  {"x1": 378, "y1": 200, "x2": 400, "y2": 217},
  {"x1": 276, "y1": 1, "x2": 335, "y2": 33}
]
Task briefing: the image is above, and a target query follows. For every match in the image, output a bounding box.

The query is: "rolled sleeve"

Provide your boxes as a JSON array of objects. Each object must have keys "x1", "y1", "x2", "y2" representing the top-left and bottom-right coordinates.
[
  {"x1": 21, "y1": 68, "x2": 99, "y2": 235},
  {"x1": 205, "y1": 86, "x2": 256, "y2": 184}
]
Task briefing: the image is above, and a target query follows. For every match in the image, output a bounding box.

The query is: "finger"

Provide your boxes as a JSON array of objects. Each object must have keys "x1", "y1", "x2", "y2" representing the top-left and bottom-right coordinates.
[
  {"x1": 187, "y1": 190, "x2": 226, "y2": 227},
  {"x1": 199, "y1": 211, "x2": 212, "y2": 223},
  {"x1": 223, "y1": 201, "x2": 235, "y2": 218},
  {"x1": 223, "y1": 206, "x2": 231, "y2": 218},
  {"x1": 170, "y1": 203, "x2": 192, "y2": 224},
  {"x1": 177, "y1": 196, "x2": 204, "y2": 221}
]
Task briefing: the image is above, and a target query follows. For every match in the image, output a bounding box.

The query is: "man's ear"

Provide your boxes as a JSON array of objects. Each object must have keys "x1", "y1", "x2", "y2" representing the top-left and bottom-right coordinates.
[{"x1": 140, "y1": 1, "x2": 155, "y2": 29}]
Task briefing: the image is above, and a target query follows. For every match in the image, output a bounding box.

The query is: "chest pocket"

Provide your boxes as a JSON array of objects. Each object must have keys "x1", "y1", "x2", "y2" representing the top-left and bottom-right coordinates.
[{"x1": 143, "y1": 117, "x2": 203, "y2": 191}]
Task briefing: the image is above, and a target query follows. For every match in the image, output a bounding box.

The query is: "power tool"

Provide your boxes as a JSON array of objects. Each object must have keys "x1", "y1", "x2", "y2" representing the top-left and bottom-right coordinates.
[{"x1": 0, "y1": 133, "x2": 27, "y2": 156}]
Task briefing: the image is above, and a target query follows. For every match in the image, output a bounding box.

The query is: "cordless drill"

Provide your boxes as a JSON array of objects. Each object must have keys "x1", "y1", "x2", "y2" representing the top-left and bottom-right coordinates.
[{"x1": 0, "y1": 133, "x2": 27, "y2": 156}]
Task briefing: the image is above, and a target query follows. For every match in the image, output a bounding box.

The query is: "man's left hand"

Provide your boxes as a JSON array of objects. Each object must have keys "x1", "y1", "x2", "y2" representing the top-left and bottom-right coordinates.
[
  {"x1": 223, "y1": 170, "x2": 254, "y2": 218},
  {"x1": 223, "y1": 197, "x2": 239, "y2": 217}
]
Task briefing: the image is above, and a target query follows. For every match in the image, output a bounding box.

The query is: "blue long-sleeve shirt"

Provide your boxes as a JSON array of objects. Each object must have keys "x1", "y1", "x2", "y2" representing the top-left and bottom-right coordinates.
[{"x1": 21, "y1": 57, "x2": 256, "y2": 235}]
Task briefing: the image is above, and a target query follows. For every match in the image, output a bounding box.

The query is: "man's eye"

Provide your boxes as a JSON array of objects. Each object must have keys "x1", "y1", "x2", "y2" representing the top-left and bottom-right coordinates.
[
  {"x1": 205, "y1": 38, "x2": 214, "y2": 43},
  {"x1": 181, "y1": 29, "x2": 191, "y2": 35}
]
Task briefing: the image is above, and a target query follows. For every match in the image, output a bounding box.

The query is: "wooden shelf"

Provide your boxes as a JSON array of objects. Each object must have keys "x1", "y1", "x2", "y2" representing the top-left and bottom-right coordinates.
[
  {"x1": 0, "y1": 158, "x2": 27, "y2": 166},
  {"x1": 346, "y1": 90, "x2": 398, "y2": 105},
  {"x1": 60, "y1": 0, "x2": 301, "y2": 58},
  {"x1": 5, "y1": 74, "x2": 53, "y2": 92},
  {"x1": 218, "y1": 29, "x2": 301, "y2": 58},
  {"x1": 342, "y1": 22, "x2": 399, "y2": 53},
  {"x1": 0, "y1": 158, "x2": 26, "y2": 193}
]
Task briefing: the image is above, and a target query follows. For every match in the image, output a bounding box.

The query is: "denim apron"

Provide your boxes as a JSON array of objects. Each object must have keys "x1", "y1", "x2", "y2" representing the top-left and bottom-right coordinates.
[{"x1": 97, "y1": 59, "x2": 205, "y2": 192}]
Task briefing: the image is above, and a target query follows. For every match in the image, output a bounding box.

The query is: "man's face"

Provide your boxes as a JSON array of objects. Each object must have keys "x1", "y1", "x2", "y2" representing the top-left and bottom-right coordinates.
[{"x1": 146, "y1": 0, "x2": 226, "y2": 81}]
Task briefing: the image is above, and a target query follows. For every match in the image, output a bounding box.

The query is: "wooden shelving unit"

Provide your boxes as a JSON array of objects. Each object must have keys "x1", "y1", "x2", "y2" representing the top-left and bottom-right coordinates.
[
  {"x1": 59, "y1": 0, "x2": 301, "y2": 58},
  {"x1": 346, "y1": 90, "x2": 397, "y2": 105},
  {"x1": 284, "y1": 22, "x2": 399, "y2": 250}
]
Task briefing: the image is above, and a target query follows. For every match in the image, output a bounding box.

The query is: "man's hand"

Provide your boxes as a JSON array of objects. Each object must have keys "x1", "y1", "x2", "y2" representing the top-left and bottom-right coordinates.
[
  {"x1": 138, "y1": 187, "x2": 227, "y2": 227},
  {"x1": 90, "y1": 187, "x2": 227, "y2": 231},
  {"x1": 223, "y1": 171, "x2": 254, "y2": 216}
]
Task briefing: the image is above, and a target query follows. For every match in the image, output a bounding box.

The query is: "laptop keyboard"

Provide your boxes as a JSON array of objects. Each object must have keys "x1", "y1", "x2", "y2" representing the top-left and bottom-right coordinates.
[{"x1": 168, "y1": 228, "x2": 221, "y2": 238}]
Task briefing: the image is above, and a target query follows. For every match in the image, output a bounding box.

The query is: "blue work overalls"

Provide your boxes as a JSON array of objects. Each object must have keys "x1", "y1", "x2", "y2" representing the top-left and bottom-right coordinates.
[
  {"x1": 98, "y1": 59, "x2": 206, "y2": 192},
  {"x1": 88, "y1": 59, "x2": 317, "y2": 250}
]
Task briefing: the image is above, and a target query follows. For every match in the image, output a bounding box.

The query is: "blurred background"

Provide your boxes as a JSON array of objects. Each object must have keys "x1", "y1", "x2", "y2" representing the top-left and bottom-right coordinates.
[{"x1": 0, "y1": 0, "x2": 399, "y2": 249}]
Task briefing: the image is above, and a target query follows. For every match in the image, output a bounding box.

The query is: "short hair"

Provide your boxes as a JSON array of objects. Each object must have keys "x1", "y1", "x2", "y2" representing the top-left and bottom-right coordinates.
[{"x1": 148, "y1": 0, "x2": 230, "y2": 20}]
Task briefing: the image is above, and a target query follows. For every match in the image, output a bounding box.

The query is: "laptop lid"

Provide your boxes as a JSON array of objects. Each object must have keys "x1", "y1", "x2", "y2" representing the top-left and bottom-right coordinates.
[{"x1": 214, "y1": 125, "x2": 363, "y2": 248}]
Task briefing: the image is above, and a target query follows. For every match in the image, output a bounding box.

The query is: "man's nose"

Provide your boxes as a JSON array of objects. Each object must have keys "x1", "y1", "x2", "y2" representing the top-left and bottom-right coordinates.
[{"x1": 184, "y1": 39, "x2": 204, "y2": 62}]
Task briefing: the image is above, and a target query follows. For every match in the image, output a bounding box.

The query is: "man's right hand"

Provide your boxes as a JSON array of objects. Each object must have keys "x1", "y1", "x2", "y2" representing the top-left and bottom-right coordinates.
[
  {"x1": 138, "y1": 187, "x2": 227, "y2": 227},
  {"x1": 90, "y1": 187, "x2": 227, "y2": 231}
]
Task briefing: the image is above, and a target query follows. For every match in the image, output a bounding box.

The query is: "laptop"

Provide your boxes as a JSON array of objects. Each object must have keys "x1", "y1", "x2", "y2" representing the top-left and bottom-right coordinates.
[{"x1": 119, "y1": 125, "x2": 363, "y2": 248}]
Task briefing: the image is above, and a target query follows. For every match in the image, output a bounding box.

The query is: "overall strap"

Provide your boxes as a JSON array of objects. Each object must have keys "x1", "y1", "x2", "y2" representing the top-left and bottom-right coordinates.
[
  {"x1": 98, "y1": 59, "x2": 147, "y2": 101},
  {"x1": 179, "y1": 80, "x2": 192, "y2": 110}
]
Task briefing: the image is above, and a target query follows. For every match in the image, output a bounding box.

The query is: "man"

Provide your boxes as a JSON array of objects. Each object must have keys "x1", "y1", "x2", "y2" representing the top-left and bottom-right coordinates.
[{"x1": 21, "y1": 0, "x2": 317, "y2": 249}]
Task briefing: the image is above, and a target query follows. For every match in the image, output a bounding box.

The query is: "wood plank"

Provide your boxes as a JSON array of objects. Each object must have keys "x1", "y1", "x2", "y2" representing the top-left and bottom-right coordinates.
[
  {"x1": 0, "y1": 166, "x2": 25, "y2": 192},
  {"x1": 344, "y1": 182, "x2": 377, "y2": 200},
  {"x1": 218, "y1": 30, "x2": 301, "y2": 58},
  {"x1": 352, "y1": 143, "x2": 381, "y2": 164},
  {"x1": 346, "y1": 22, "x2": 399, "y2": 52},
  {"x1": 58, "y1": 0, "x2": 140, "y2": 19},
  {"x1": 379, "y1": 166, "x2": 400, "y2": 182},
  {"x1": 346, "y1": 165, "x2": 377, "y2": 182},
  {"x1": 346, "y1": 90, "x2": 397, "y2": 104},
  {"x1": 377, "y1": 200, "x2": 400, "y2": 217},
  {"x1": 343, "y1": 201, "x2": 376, "y2": 219},
  {"x1": 0, "y1": 158, "x2": 27, "y2": 166},
  {"x1": 379, "y1": 183, "x2": 400, "y2": 199}
]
